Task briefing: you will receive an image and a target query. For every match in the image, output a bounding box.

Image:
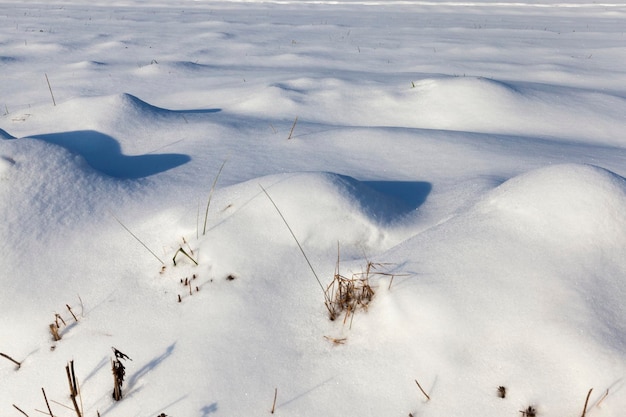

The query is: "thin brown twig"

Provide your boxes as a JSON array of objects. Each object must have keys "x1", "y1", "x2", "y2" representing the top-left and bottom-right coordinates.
[
  {"x1": 596, "y1": 388, "x2": 609, "y2": 407},
  {"x1": 66, "y1": 305, "x2": 78, "y2": 322},
  {"x1": 77, "y1": 294, "x2": 85, "y2": 318},
  {"x1": 287, "y1": 116, "x2": 298, "y2": 140},
  {"x1": 45, "y1": 73, "x2": 56, "y2": 106},
  {"x1": 49, "y1": 400, "x2": 74, "y2": 412},
  {"x1": 41, "y1": 388, "x2": 54, "y2": 417},
  {"x1": 13, "y1": 404, "x2": 30, "y2": 417},
  {"x1": 415, "y1": 379, "x2": 431, "y2": 401},
  {"x1": 271, "y1": 388, "x2": 278, "y2": 414},
  {"x1": 581, "y1": 388, "x2": 593, "y2": 417},
  {"x1": 66, "y1": 361, "x2": 82, "y2": 417},
  {"x1": 1, "y1": 352, "x2": 21, "y2": 368}
]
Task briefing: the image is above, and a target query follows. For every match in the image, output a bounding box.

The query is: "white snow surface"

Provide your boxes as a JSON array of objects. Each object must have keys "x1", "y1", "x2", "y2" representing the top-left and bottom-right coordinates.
[{"x1": 1, "y1": 1, "x2": 626, "y2": 416}]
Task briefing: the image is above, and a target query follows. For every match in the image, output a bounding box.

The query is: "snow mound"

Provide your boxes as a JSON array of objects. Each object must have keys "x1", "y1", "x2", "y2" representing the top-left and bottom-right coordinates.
[
  {"x1": 479, "y1": 163, "x2": 626, "y2": 246},
  {"x1": 376, "y1": 163, "x2": 626, "y2": 416},
  {"x1": 200, "y1": 172, "x2": 417, "y2": 271}
]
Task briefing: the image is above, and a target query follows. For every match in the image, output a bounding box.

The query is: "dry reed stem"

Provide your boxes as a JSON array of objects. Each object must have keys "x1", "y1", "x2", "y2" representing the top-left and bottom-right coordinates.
[
  {"x1": 49, "y1": 324, "x2": 61, "y2": 341},
  {"x1": 414, "y1": 379, "x2": 430, "y2": 401},
  {"x1": 323, "y1": 336, "x2": 347, "y2": 345},
  {"x1": 45, "y1": 74, "x2": 56, "y2": 106},
  {"x1": 271, "y1": 388, "x2": 278, "y2": 414},
  {"x1": 41, "y1": 388, "x2": 54, "y2": 417},
  {"x1": 66, "y1": 305, "x2": 78, "y2": 322},
  {"x1": 110, "y1": 211, "x2": 164, "y2": 264},
  {"x1": 13, "y1": 405, "x2": 30, "y2": 417},
  {"x1": 581, "y1": 388, "x2": 593, "y2": 417},
  {"x1": 596, "y1": 389, "x2": 609, "y2": 407},
  {"x1": 202, "y1": 159, "x2": 227, "y2": 236},
  {"x1": 66, "y1": 361, "x2": 82, "y2": 417},
  {"x1": 287, "y1": 116, "x2": 298, "y2": 140},
  {"x1": 260, "y1": 184, "x2": 331, "y2": 311},
  {"x1": 1, "y1": 352, "x2": 21, "y2": 368}
]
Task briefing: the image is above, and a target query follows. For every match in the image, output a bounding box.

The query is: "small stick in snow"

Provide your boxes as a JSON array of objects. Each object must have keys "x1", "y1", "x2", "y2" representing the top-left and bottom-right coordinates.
[
  {"x1": 580, "y1": 388, "x2": 593, "y2": 417},
  {"x1": 41, "y1": 388, "x2": 55, "y2": 417},
  {"x1": 66, "y1": 304, "x2": 78, "y2": 322},
  {"x1": 414, "y1": 378, "x2": 430, "y2": 401},
  {"x1": 595, "y1": 388, "x2": 609, "y2": 407},
  {"x1": 13, "y1": 404, "x2": 30, "y2": 417},
  {"x1": 0, "y1": 352, "x2": 21, "y2": 369},
  {"x1": 271, "y1": 388, "x2": 278, "y2": 414},
  {"x1": 50, "y1": 323, "x2": 61, "y2": 341},
  {"x1": 110, "y1": 211, "x2": 165, "y2": 265},
  {"x1": 45, "y1": 73, "x2": 56, "y2": 106},
  {"x1": 287, "y1": 116, "x2": 298, "y2": 140}
]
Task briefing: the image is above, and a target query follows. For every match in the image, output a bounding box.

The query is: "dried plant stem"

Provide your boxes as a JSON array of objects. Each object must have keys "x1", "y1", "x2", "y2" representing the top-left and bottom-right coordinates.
[
  {"x1": 581, "y1": 388, "x2": 593, "y2": 417},
  {"x1": 259, "y1": 184, "x2": 329, "y2": 304},
  {"x1": 41, "y1": 388, "x2": 54, "y2": 417},
  {"x1": 415, "y1": 379, "x2": 431, "y2": 401},
  {"x1": 173, "y1": 247, "x2": 198, "y2": 266},
  {"x1": 45, "y1": 74, "x2": 56, "y2": 106},
  {"x1": 596, "y1": 388, "x2": 609, "y2": 407},
  {"x1": 202, "y1": 159, "x2": 227, "y2": 236},
  {"x1": 13, "y1": 405, "x2": 30, "y2": 417},
  {"x1": 388, "y1": 274, "x2": 395, "y2": 290},
  {"x1": 287, "y1": 116, "x2": 298, "y2": 139},
  {"x1": 110, "y1": 212, "x2": 164, "y2": 265},
  {"x1": 77, "y1": 294, "x2": 85, "y2": 318},
  {"x1": 1, "y1": 352, "x2": 21, "y2": 368},
  {"x1": 66, "y1": 304, "x2": 78, "y2": 322},
  {"x1": 49, "y1": 324, "x2": 61, "y2": 341},
  {"x1": 271, "y1": 388, "x2": 278, "y2": 414},
  {"x1": 65, "y1": 361, "x2": 82, "y2": 417}
]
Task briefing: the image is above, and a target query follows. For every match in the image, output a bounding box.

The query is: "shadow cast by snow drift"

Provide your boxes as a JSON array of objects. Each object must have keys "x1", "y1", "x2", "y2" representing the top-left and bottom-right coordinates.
[
  {"x1": 30, "y1": 130, "x2": 190, "y2": 178},
  {"x1": 363, "y1": 180, "x2": 431, "y2": 214}
]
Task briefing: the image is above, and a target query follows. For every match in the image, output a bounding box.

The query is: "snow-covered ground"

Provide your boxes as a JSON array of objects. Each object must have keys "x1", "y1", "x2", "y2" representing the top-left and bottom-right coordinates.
[{"x1": 1, "y1": 1, "x2": 626, "y2": 416}]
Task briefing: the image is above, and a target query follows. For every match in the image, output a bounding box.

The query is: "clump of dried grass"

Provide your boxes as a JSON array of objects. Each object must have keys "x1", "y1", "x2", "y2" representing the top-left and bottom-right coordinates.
[{"x1": 325, "y1": 246, "x2": 397, "y2": 326}]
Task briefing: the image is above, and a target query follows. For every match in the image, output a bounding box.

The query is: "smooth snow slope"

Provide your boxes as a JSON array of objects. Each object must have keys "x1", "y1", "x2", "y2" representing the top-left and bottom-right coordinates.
[{"x1": 1, "y1": 1, "x2": 626, "y2": 417}]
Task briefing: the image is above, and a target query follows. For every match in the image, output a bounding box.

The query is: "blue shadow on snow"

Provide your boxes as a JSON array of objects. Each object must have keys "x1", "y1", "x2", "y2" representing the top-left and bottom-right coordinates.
[
  {"x1": 30, "y1": 130, "x2": 190, "y2": 179},
  {"x1": 363, "y1": 180, "x2": 431, "y2": 210}
]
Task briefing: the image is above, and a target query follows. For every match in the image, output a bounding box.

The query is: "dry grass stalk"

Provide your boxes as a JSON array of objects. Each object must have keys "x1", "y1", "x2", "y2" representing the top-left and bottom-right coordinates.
[
  {"x1": 111, "y1": 348, "x2": 131, "y2": 401},
  {"x1": 260, "y1": 185, "x2": 331, "y2": 312},
  {"x1": 45, "y1": 73, "x2": 56, "y2": 106},
  {"x1": 581, "y1": 388, "x2": 593, "y2": 417},
  {"x1": 520, "y1": 406, "x2": 536, "y2": 417},
  {"x1": 287, "y1": 116, "x2": 298, "y2": 140},
  {"x1": 323, "y1": 336, "x2": 347, "y2": 345},
  {"x1": 414, "y1": 379, "x2": 430, "y2": 401},
  {"x1": 325, "y1": 272, "x2": 374, "y2": 324},
  {"x1": 49, "y1": 324, "x2": 61, "y2": 341},
  {"x1": 55, "y1": 313, "x2": 66, "y2": 327},
  {"x1": 66, "y1": 305, "x2": 78, "y2": 322},
  {"x1": 110, "y1": 211, "x2": 165, "y2": 265},
  {"x1": 270, "y1": 388, "x2": 278, "y2": 414},
  {"x1": 596, "y1": 388, "x2": 609, "y2": 407},
  {"x1": 65, "y1": 361, "x2": 82, "y2": 417},
  {"x1": 202, "y1": 159, "x2": 227, "y2": 236},
  {"x1": 172, "y1": 247, "x2": 198, "y2": 266},
  {"x1": 1, "y1": 352, "x2": 21, "y2": 369},
  {"x1": 41, "y1": 388, "x2": 54, "y2": 417},
  {"x1": 12, "y1": 404, "x2": 29, "y2": 417},
  {"x1": 324, "y1": 246, "x2": 377, "y2": 324}
]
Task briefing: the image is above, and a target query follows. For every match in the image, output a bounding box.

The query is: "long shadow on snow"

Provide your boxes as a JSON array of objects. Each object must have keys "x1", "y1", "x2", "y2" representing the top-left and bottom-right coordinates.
[{"x1": 29, "y1": 130, "x2": 190, "y2": 178}]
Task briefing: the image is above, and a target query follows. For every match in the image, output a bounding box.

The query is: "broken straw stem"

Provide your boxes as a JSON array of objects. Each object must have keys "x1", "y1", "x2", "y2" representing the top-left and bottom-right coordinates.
[
  {"x1": 0, "y1": 352, "x2": 21, "y2": 368},
  {"x1": 45, "y1": 73, "x2": 56, "y2": 106},
  {"x1": 415, "y1": 378, "x2": 431, "y2": 401}
]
